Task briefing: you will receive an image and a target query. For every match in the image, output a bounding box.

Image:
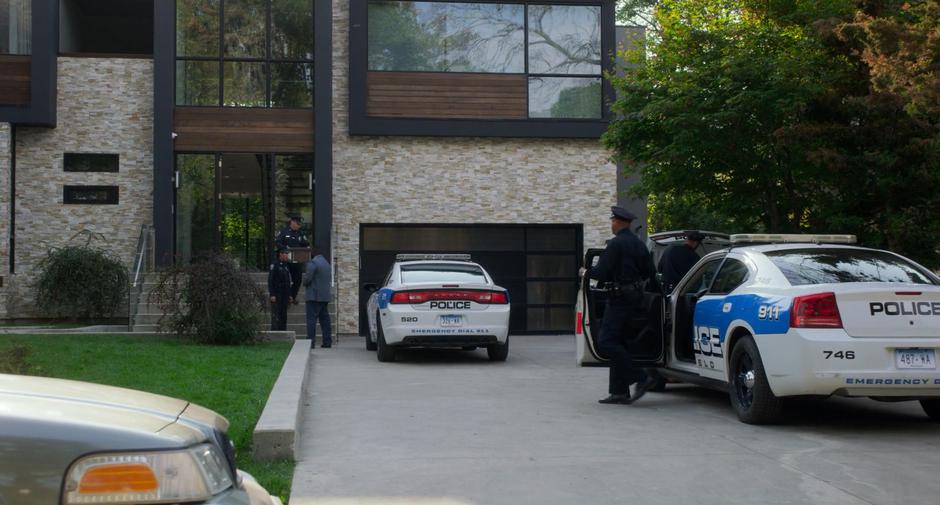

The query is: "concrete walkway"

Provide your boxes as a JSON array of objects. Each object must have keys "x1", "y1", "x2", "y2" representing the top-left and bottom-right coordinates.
[{"x1": 290, "y1": 335, "x2": 940, "y2": 505}]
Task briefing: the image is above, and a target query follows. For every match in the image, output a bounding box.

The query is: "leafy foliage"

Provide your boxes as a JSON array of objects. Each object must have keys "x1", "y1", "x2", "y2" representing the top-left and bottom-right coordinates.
[
  {"x1": 606, "y1": 0, "x2": 940, "y2": 267},
  {"x1": 150, "y1": 254, "x2": 267, "y2": 345},
  {"x1": 35, "y1": 245, "x2": 128, "y2": 320}
]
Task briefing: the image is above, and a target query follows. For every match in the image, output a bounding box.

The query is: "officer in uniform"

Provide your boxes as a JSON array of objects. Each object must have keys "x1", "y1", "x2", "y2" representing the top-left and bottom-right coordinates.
[
  {"x1": 658, "y1": 230, "x2": 706, "y2": 293},
  {"x1": 589, "y1": 206, "x2": 659, "y2": 405},
  {"x1": 268, "y1": 246, "x2": 293, "y2": 331},
  {"x1": 275, "y1": 215, "x2": 310, "y2": 304}
]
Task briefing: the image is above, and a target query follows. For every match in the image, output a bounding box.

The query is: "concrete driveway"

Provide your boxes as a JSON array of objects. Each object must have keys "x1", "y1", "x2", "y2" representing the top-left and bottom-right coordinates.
[{"x1": 289, "y1": 334, "x2": 940, "y2": 505}]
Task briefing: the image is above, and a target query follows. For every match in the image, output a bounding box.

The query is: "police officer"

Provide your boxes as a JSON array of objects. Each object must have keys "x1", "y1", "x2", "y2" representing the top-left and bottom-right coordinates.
[
  {"x1": 658, "y1": 230, "x2": 706, "y2": 293},
  {"x1": 589, "y1": 206, "x2": 659, "y2": 405},
  {"x1": 275, "y1": 215, "x2": 310, "y2": 304},
  {"x1": 268, "y1": 246, "x2": 293, "y2": 331}
]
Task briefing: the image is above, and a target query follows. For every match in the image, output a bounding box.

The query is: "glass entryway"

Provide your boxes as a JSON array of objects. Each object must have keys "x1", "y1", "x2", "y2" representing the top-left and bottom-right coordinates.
[{"x1": 175, "y1": 153, "x2": 313, "y2": 270}]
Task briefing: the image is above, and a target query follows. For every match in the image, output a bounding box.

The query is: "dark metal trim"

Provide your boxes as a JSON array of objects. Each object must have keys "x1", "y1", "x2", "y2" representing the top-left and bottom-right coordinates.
[
  {"x1": 8, "y1": 125, "x2": 15, "y2": 274},
  {"x1": 0, "y1": 0, "x2": 58, "y2": 127},
  {"x1": 153, "y1": 0, "x2": 175, "y2": 265},
  {"x1": 348, "y1": 0, "x2": 615, "y2": 138},
  {"x1": 314, "y1": 0, "x2": 333, "y2": 261}
]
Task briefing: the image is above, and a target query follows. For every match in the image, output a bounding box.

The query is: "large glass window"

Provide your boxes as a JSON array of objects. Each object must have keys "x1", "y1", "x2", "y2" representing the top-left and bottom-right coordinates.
[
  {"x1": 0, "y1": 0, "x2": 31, "y2": 55},
  {"x1": 176, "y1": 0, "x2": 314, "y2": 107},
  {"x1": 367, "y1": 1, "x2": 603, "y2": 119}
]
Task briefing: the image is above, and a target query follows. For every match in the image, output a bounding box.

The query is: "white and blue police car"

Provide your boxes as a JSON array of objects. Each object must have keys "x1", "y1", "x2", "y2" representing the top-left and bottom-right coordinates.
[
  {"x1": 576, "y1": 234, "x2": 940, "y2": 424},
  {"x1": 363, "y1": 255, "x2": 511, "y2": 363}
]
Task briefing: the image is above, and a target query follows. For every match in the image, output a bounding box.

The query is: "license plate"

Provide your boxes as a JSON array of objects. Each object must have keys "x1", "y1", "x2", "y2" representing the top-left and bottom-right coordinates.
[
  {"x1": 896, "y1": 349, "x2": 936, "y2": 369},
  {"x1": 440, "y1": 315, "x2": 463, "y2": 327}
]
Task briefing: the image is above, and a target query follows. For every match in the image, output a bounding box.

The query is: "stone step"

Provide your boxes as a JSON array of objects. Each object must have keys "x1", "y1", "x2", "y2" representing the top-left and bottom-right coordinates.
[
  {"x1": 131, "y1": 322, "x2": 311, "y2": 336},
  {"x1": 133, "y1": 312, "x2": 329, "y2": 326}
]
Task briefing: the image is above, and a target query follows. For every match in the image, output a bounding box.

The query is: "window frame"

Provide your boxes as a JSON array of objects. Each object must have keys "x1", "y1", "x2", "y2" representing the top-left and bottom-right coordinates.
[
  {"x1": 708, "y1": 257, "x2": 751, "y2": 295},
  {"x1": 174, "y1": 0, "x2": 315, "y2": 108},
  {"x1": 349, "y1": 0, "x2": 615, "y2": 138},
  {"x1": 63, "y1": 185, "x2": 120, "y2": 205}
]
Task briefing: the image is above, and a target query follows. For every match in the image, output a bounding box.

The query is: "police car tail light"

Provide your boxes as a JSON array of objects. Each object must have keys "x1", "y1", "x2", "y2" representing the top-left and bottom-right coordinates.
[
  {"x1": 390, "y1": 290, "x2": 508, "y2": 304},
  {"x1": 790, "y1": 292, "x2": 843, "y2": 328}
]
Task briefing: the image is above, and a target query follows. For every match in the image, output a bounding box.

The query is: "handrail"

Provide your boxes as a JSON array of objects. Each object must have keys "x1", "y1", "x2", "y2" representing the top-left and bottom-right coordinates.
[{"x1": 131, "y1": 224, "x2": 154, "y2": 288}]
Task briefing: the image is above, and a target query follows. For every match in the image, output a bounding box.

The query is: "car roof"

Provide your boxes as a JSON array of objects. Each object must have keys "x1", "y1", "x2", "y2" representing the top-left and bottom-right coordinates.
[
  {"x1": 396, "y1": 260, "x2": 484, "y2": 267},
  {"x1": 731, "y1": 243, "x2": 877, "y2": 255}
]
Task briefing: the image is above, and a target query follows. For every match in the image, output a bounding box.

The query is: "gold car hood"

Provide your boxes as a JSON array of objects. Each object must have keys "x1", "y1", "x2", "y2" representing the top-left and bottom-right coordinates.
[{"x1": 0, "y1": 374, "x2": 196, "y2": 436}]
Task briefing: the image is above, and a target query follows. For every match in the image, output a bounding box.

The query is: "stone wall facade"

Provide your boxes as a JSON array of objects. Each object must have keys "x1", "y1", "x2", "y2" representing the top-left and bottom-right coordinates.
[
  {"x1": 1, "y1": 57, "x2": 153, "y2": 318},
  {"x1": 330, "y1": 0, "x2": 617, "y2": 334},
  {"x1": 0, "y1": 123, "x2": 10, "y2": 318}
]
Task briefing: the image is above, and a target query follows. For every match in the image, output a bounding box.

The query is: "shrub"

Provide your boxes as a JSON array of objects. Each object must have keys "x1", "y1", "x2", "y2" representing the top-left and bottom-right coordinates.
[
  {"x1": 35, "y1": 245, "x2": 128, "y2": 320},
  {"x1": 150, "y1": 254, "x2": 266, "y2": 345}
]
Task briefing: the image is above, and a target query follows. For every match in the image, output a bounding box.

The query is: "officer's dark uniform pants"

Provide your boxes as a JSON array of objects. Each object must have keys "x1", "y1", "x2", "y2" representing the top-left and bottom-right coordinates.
[
  {"x1": 596, "y1": 290, "x2": 646, "y2": 395},
  {"x1": 271, "y1": 298, "x2": 289, "y2": 331},
  {"x1": 288, "y1": 263, "x2": 303, "y2": 300}
]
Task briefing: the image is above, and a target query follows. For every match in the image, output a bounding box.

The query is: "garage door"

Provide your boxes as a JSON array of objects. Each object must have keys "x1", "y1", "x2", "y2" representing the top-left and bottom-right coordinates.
[{"x1": 359, "y1": 224, "x2": 583, "y2": 335}]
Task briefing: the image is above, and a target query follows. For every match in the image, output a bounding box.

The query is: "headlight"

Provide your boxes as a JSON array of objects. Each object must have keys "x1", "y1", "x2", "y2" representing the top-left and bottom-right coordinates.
[{"x1": 63, "y1": 443, "x2": 233, "y2": 504}]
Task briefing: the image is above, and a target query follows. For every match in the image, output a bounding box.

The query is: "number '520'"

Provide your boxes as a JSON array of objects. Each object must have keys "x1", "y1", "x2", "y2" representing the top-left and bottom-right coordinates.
[{"x1": 823, "y1": 350, "x2": 855, "y2": 359}]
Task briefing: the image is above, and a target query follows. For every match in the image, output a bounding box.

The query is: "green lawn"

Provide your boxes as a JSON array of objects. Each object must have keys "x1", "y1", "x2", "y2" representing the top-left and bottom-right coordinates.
[{"x1": 0, "y1": 335, "x2": 295, "y2": 502}]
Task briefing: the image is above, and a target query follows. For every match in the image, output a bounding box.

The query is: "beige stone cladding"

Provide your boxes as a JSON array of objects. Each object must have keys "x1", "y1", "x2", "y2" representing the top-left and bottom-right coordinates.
[
  {"x1": 0, "y1": 123, "x2": 10, "y2": 317},
  {"x1": 3, "y1": 57, "x2": 153, "y2": 318},
  {"x1": 331, "y1": 1, "x2": 616, "y2": 334}
]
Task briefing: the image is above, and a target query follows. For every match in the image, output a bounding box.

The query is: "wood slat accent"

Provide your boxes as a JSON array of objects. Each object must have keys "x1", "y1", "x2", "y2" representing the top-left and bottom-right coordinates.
[
  {"x1": 0, "y1": 55, "x2": 31, "y2": 106},
  {"x1": 173, "y1": 107, "x2": 314, "y2": 153},
  {"x1": 367, "y1": 71, "x2": 527, "y2": 120}
]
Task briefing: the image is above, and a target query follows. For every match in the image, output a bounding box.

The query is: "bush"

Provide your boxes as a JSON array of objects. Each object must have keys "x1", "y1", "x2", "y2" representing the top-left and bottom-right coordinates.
[
  {"x1": 0, "y1": 344, "x2": 33, "y2": 374},
  {"x1": 35, "y1": 245, "x2": 129, "y2": 320},
  {"x1": 150, "y1": 254, "x2": 266, "y2": 345}
]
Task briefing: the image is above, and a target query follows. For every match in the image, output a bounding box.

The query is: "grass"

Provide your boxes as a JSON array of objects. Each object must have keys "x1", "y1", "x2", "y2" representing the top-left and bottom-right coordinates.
[{"x1": 0, "y1": 335, "x2": 295, "y2": 502}]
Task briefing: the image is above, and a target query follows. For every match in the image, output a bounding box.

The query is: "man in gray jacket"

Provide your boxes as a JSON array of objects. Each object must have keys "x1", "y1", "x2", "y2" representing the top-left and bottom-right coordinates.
[{"x1": 302, "y1": 247, "x2": 333, "y2": 348}]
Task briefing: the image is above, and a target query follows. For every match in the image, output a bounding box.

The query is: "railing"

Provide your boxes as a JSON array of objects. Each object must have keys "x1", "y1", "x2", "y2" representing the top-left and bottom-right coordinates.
[{"x1": 127, "y1": 224, "x2": 155, "y2": 331}]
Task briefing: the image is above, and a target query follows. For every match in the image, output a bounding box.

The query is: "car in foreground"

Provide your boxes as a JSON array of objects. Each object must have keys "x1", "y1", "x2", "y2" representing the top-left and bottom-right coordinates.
[
  {"x1": 0, "y1": 373, "x2": 282, "y2": 505},
  {"x1": 363, "y1": 254, "x2": 511, "y2": 362},
  {"x1": 576, "y1": 234, "x2": 940, "y2": 424}
]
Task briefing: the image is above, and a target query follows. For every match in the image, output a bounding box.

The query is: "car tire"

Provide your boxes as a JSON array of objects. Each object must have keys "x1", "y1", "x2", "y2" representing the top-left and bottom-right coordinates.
[
  {"x1": 487, "y1": 337, "x2": 510, "y2": 362},
  {"x1": 729, "y1": 335, "x2": 783, "y2": 424},
  {"x1": 376, "y1": 317, "x2": 396, "y2": 363},
  {"x1": 919, "y1": 399, "x2": 940, "y2": 421},
  {"x1": 365, "y1": 313, "x2": 378, "y2": 351}
]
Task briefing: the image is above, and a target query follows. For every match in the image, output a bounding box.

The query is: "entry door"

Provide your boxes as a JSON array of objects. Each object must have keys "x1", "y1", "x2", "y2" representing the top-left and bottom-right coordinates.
[
  {"x1": 219, "y1": 154, "x2": 270, "y2": 270},
  {"x1": 577, "y1": 248, "x2": 665, "y2": 366}
]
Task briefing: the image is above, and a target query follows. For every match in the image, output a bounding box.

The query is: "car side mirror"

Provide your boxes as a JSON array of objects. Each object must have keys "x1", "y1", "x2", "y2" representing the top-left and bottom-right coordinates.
[
  {"x1": 694, "y1": 288, "x2": 709, "y2": 299},
  {"x1": 363, "y1": 283, "x2": 378, "y2": 293}
]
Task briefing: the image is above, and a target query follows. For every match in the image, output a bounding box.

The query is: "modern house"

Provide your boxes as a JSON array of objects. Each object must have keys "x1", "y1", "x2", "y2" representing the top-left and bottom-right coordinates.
[{"x1": 0, "y1": 0, "x2": 644, "y2": 335}]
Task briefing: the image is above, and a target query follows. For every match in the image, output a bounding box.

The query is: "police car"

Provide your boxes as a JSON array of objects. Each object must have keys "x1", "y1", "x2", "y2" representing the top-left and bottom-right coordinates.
[
  {"x1": 363, "y1": 255, "x2": 511, "y2": 363},
  {"x1": 576, "y1": 234, "x2": 940, "y2": 424}
]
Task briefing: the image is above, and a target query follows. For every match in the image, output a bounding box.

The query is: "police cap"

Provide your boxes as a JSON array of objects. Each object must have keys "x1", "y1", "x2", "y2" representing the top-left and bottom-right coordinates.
[
  {"x1": 610, "y1": 206, "x2": 637, "y2": 222},
  {"x1": 288, "y1": 214, "x2": 303, "y2": 223},
  {"x1": 686, "y1": 230, "x2": 706, "y2": 241}
]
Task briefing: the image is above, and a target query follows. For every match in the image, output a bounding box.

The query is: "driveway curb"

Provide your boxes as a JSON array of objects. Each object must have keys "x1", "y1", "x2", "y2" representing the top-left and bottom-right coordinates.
[{"x1": 252, "y1": 338, "x2": 311, "y2": 461}]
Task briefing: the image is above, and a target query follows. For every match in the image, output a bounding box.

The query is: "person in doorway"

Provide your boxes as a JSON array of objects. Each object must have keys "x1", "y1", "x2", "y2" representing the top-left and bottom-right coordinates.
[
  {"x1": 589, "y1": 206, "x2": 659, "y2": 405},
  {"x1": 302, "y1": 247, "x2": 333, "y2": 348},
  {"x1": 268, "y1": 246, "x2": 293, "y2": 331},
  {"x1": 658, "y1": 230, "x2": 706, "y2": 293},
  {"x1": 275, "y1": 215, "x2": 310, "y2": 304}
]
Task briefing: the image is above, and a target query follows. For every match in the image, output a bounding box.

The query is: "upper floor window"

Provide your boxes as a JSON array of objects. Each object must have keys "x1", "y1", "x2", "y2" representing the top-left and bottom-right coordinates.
[
  {"x1": 0, "y1": 0, "x2": 31, "y2": 55},
  {"x1": 60, "y1": 0, "x2": 154, "y2": 56},
  {"x1": 365, "y1": 1, "x2": 602, "y2": 119},
  {"x1": 175, "y1": 0, "x2": 314, "y2": 108}
]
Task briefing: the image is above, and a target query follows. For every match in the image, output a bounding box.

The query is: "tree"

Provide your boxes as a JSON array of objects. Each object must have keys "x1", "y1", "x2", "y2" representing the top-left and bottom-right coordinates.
[{"x1": 606, "y1": 0, "x2": 940, "y2": 267}]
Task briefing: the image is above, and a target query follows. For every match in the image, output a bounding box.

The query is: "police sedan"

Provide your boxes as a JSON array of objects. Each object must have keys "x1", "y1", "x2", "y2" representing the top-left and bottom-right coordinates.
[
  {"x1": 363, "y1": 255, "x2": 511, "y2": 362},
  {"x1": 576, "y1": 234, "x2": 940, "y2": 424}
]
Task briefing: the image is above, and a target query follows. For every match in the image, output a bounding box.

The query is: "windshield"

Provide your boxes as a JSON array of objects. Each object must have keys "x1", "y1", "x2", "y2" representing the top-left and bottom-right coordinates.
[
  {"x1": 400, "y1": 263, "x2": 488, "y2": 284},
  {"x1": 764, "y1": 249, "x2": 937, "y2": 286}
]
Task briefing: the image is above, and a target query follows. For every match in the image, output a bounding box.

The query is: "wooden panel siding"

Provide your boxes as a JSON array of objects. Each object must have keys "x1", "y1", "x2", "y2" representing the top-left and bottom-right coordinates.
[
  {"x1": 173, "y1": 107, "x2": 314, "y2": 153},
  {"x1": 0, "y1": 55, "x2": 31, "y2": 106},
  {"x1": 367, "y1": 72, "x2": 527, "y2": 120}
]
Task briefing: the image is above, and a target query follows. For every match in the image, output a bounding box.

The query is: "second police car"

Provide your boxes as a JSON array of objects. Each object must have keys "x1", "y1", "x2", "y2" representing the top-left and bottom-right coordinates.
[
  {"x1": 577, "y1": 234, "x2": 940, "y2": 424},
  {"x1": 363, "y1": 255, "x2": 511, "y2": 363}
]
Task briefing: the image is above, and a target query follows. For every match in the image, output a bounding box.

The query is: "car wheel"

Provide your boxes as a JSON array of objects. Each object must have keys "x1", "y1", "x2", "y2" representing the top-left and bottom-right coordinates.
[
  {"x1": 487, "y1": 337, "x2": 510, "y2": 362},
  {"x1": 919, "y1": 399, "x2": 940, "y2": 421},
  {"x1": 376, "y1": 316, "x2": 396, "y2": 363},
  {"x1": 365, "y1": 313, "x2": 378, "y2": 351},
  {"x1": 729, "y1": 335, "x2": 783, "y2": 424}
]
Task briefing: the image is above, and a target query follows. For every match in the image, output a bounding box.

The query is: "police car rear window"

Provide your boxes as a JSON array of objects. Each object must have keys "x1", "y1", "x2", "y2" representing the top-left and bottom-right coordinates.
[
  {"x1": 400, "y1": 264, "x2": 488, "y2": 284},
  {"x1": 764, "y1": 249, "x2": 937, "y2": 286}
]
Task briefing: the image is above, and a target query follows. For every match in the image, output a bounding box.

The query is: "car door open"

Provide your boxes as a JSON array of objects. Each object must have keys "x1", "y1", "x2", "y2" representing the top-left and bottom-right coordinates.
[{"x1": 577, "y1": 248, "x2": 665, "y2": 366}]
